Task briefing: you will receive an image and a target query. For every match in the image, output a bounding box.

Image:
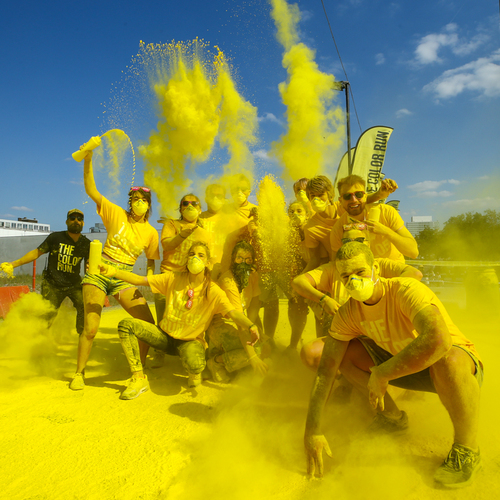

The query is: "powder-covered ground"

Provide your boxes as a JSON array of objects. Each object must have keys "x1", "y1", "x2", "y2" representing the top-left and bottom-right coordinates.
[{"x1": 0, "y1": 287, "x2": 499, "y2": 500}]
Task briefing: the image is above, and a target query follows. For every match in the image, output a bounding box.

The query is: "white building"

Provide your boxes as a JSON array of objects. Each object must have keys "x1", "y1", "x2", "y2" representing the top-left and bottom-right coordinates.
[
  {"x1": 406, "y1": 216, "x2": 439, "y2": 237},
  {"x1": 0, "y1": 217, "x2": 51, "y2": 237}
]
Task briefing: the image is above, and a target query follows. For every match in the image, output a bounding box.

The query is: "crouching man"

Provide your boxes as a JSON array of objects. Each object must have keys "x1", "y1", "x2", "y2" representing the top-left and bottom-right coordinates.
[{"x1": 304, "y1": 242, "x2": 482, "y2": 488}]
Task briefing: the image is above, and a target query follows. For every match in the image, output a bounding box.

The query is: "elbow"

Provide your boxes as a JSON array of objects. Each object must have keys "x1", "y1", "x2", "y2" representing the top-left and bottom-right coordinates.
[{"x1": 407, "y1": 246, "x2": 419, "y2": 260}]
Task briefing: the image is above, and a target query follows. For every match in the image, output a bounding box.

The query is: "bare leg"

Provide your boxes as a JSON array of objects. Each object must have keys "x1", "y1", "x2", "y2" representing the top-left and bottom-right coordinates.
[
  {"x1": 116, "y1": 287, "x2": 155, "y2": 366},
  {"x1": 300, "y1": 337, "x2": 326, "y2": 372},
  {"x1": 263, "y1": 299, "x2": 279, "y2": 340},
  {"x1": 339, "y1": 339, "x2": 401, "y2": 416},
  {"x1": 288, "y1": 296, "x2": 308, "y2": 350},
  {"x1": 429, "y1": 346, "x2": 480, "y2": 450}
]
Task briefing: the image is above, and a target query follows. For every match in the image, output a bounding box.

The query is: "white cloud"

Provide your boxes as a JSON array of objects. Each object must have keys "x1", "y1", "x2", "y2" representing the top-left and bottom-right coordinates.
[
  {"x1": 375, "y1": 53, "x2": 385, "y2": 65},
  {"x1": 408, "y1": 179, "x2": 459, "y2": 198},
  {"x1": 442, "y1": 197, "x2": 500, "y2": 210},
  {"x1": 11, "y1": 206, "x2": 34, "y2": 212},
  {"x1": 258, "y1": 112, "x2": 283, "y2": 126},
  {"x1": 253, "y1": 149, "x2": 272, "y2": 161},
  {"x1": 423, "y1": 49, "x2": 500, "y2": 99},
  {"x1": 414, "y1": 23, "x2": 489, "y2": 65},
  {"x1": 478, "y1": 175, "x2": 490, "y2": 180},
  {"x1": 396, "y1": 108, "x2": 412, "y2": 118}
]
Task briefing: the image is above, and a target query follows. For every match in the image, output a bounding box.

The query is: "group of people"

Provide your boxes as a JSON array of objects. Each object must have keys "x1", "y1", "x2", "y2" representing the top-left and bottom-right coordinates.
[{"x1": 2, "y1": 144, "x2": 483, "y2": 488}]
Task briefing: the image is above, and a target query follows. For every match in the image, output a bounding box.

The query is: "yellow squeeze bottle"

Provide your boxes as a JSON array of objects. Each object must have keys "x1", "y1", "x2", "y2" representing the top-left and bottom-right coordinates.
[
  {"x1": 72, "y1": 136, "x2": 102, "y2": 162},
  {"x1": 368, "y1": 204, "x2": 381, "y2": 223},
  {"x1": 88, "y1": 240, "x2": 102, "y2": 275}
]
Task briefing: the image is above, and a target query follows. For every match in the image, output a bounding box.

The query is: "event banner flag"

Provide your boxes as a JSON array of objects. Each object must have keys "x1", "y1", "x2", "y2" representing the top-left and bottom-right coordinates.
[{"x1": 334, "y1": 126, "x2": 394, "y2": 196}]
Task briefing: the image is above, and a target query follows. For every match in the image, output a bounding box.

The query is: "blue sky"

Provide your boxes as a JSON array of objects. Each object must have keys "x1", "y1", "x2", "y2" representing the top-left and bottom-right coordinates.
[{"x1": 1, "y1": 0, "x2": 498, "y2": 231}]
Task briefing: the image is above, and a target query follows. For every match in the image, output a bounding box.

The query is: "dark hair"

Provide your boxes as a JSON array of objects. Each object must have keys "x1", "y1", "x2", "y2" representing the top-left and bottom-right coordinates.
[
  {"x1": 336, "y1": 241, "x2": 374, "y2": 267},
  {"x1": 231, "y1": 240, "x2": 255, "y2": 264},
  {"x1": 187, "y1": 241, "x2": 212, "y2": 298},
  {"x1": 127, "y1": 188, "x2": 152, "y2": 221},
  {"x1": 179, "y1": 193, "x2": 202, "y2": 221},
  {"x1": 306, "y1": 175, "x2": 334, "y2": 202},
  {"x1": 293, "y1": 178, "x2": 309, "y2": 193},
  {"x1": 337, "y1": 175, "x2": 366, "y2": 196}
]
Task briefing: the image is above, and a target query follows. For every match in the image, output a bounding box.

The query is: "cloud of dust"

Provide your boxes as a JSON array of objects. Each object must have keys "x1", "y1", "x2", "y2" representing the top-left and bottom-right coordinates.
[
  {"x1": 0, "y1": 293, "x2": 74, "y2": 388},
  {"x1": 135, "y1": 40, "x2": 259, "y2": 217},
  {"x1": 256, "y1": 175, "x2": 290, "y2": 278},
  {"x1": 269, "y1": 0, "x2": 345, "y2": 182},
  {"x1": 91, "y1": 129, "x2": 136, "y2": 201},
  {"x1": 214, "y1": 50, "x2": 259, "y2": 182}
]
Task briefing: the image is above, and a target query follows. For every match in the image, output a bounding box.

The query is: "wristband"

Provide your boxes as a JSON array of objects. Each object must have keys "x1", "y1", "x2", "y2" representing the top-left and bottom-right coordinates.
[
  {"x1": 248, "y1": 324, "x2": 256, "y2": 330},
  {"x1": 319, "y1": 294, "x2": 327, "y2": 304},
  {"x1": 248, "y1": 354, "x2": 258, "y2": 361},
  {"x1": 178, "y1": 232, "x2": 187, "y2": 239}
]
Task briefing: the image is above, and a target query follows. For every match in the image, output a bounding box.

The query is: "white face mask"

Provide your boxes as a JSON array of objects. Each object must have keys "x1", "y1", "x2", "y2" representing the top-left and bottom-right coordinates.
[
  {"x1": 233, "y1": 190, "x2": 247, "y2": 205},
  {"x1": 296, "y1": 190, "x2": 308, "y2": 203},
  {"x1": 132, "y1": 200, "x2": 148, "y2": 216},
  {"x1": 311, "y1": 197, "x2": 328, "y2": 213},
  {"x1": 182, "y1": 206, "x2": 199, "y2": 222},
  {"x1": 207, "y1": 196, "x2": 224, "y2": 212},
  {"x1": 187, "y1": 256, "x2": 205, "y2": 275},
  {"x1": 345, "y1": 269, "x2": 378, "y2": 302}
]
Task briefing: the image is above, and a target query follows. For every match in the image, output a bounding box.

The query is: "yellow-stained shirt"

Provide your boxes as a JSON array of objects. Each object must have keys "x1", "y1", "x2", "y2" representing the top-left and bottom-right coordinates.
[
  {"x1": 199, "y1": 211, "x2": 225, "y2": 266},
  {"x1": 303, "y1": 202, "x2": 342, "y2": 260},
  {"x1": 98, "y1": 196, "x2": 159, "y2": 265},
  {"x1": 329, "y1": 277, "x2": 481, "y2": 362},
  {"x1": 148, "y1": 272, "x2": 234, "y2": 344},
  {"x1": 330, "y1": 204, "x2": 406, "y2": 262},
  {"x1": 160, "y1": 219, "x2": 212, "y2": 273},
  {"x1": 306, "y1": 258, "x2": 411, "y2": 306}
]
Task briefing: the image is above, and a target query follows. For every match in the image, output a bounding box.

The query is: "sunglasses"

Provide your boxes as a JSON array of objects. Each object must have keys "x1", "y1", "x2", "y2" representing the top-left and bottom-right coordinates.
[
  {"x1": 182, "y1": 200, "x2": 200, "y2": 207},
  {"x1": 185, "y1": 288, "x2": 194, "y2": 310},
  {"x1": 342, "y1": 191, "x2": 365, "y2": 201},
  {"x1": 343, "y1": 223, "x2": 368, "y2": 231},
  {"x1": 68, "y1": 215, "x2": 84, "y2": 222},
  {"x1": 130, "y1": 186, "x2": 151, "y2": 193},
  {"x1": 341, "y1": 237, "x2": 366, "y2": 244}
]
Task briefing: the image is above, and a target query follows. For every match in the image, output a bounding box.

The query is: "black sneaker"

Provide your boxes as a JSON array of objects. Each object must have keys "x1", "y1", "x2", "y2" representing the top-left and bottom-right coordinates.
[
  {"x1": 367, "y1": 411, "x2": 409, "y2": 434},
  {"x1": 434, "y1": 443, "x2": 481, "y2": 488}
]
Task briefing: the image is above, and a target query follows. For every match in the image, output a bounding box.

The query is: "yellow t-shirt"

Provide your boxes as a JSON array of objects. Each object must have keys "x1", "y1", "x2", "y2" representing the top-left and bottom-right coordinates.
[
  {"x1": 148, "y1": 272, "x2": 234, "y2": 343},
  {"x1": 303, "y1": 202, "x2": 341, "y2": 259},
  {"x1": 329, "y1": 277, "x2": 481, "y2": 362},
  {"x1": 98, "y1": 196, "x2": 160, "y2": 265},
  {"x1": 218, "y1": 269, "x2": 260, "y2": 313},
  {"x1": 330, "y1": 204, "x2": 406, "y2": 262},
  {"x1": 199, "y1": 211, "x2": 225, "y2": 266},
  {"x1": 306, "y1": 258, "x2": 411, "y2": 306},
  {"x1": 160, "y1": 219, "x2": 212, "y2": 273}
]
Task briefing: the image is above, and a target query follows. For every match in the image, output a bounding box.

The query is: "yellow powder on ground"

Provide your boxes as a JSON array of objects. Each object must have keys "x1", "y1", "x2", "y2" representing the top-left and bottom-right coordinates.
[{"x1": 269, "y1": 0, "x2": 345, "y2": 181}]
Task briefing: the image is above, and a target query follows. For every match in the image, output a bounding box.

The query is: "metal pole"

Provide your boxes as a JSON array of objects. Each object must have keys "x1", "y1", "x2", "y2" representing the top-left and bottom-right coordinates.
[
  {"x1": 344, "y1": 82, "x2": 352, "y2": 174},
  {"x1": 32, "y1": 260, "x2": 36, "y2": 292}
]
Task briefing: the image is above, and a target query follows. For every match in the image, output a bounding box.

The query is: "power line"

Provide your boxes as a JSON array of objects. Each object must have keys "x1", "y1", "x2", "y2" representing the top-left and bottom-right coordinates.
[{"x1": 320, "y1": 0, "x2": 362, "y2": 133}]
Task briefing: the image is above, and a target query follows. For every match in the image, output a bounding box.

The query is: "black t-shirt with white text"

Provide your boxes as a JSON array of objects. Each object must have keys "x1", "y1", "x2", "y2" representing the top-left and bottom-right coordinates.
[{"x1": 38, "y1": 232, "x2": 91, "y2": 287}]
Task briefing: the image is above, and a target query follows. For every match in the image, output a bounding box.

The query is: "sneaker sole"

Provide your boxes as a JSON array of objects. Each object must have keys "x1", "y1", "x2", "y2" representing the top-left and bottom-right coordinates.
[
  {"x1": 119, "y1": 386, "x2": 149, "y2": 400},
  {"x1": 434, "y1": 460, "x2": 482, "y2": 489}
]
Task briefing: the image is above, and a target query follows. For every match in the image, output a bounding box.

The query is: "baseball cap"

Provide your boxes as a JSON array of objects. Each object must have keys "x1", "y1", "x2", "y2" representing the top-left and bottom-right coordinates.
[{"x1": 67, "y1": 209, "x2": 84, "y2": 220}]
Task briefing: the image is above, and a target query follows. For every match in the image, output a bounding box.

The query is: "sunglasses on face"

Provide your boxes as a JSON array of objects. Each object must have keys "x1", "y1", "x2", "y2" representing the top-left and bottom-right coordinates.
[
  {"x1": 130, "y1": 186, "x2": 151, "y2": 193},
  {"x1": 68, "y1": 215, "x2": 84, "y2": 222},
  {"x1": 185, "y1": 288, "x2": 194, "y2": 310},
  {"x1": 342, "y1": 191, "x2": 365, "y2": 201},
  {"x1": 341, "y1": 237, "x2": 366, "y2": 244},
  {"x1": 182, "y1": 200, "x2": 200, "y2": 207}
]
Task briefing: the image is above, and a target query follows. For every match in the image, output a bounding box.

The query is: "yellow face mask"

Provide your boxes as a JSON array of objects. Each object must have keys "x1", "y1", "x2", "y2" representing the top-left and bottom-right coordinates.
[{"x1": 132, "y1": 200, "x2": 149, "y2": 216}]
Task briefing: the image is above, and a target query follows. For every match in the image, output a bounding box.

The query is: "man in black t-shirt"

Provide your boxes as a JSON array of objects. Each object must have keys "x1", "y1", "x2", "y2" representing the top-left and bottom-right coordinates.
[{"x1": 2, "y1": 209, "x2": 91, "y2": 333}]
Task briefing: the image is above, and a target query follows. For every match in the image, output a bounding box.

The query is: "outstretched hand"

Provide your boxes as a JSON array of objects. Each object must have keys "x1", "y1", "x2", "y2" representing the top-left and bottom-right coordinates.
[
  {"x1": 379, "y1": 178, "x2": 398, "y2": 198},
  {"x1": 98, "y1": 263, "x2": 117, "y2": 278},
  {"x1": 304, "y1": 434, "x2": 333, "y2": 478},
  {"x1": 249, "y1": 356, "x2": 268, "y2": 376}
]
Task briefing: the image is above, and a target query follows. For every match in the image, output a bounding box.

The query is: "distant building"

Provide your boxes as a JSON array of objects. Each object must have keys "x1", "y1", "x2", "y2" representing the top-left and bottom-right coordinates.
[
  {"x1": 406, "y1": 216, "x2": 439, "y2": 237},
  {"x1": 89, "y1": 222, "x2": 107, "y2": 233},
  {"x1": 0, "y1": 217, "x2": 51, "y2": 237}
]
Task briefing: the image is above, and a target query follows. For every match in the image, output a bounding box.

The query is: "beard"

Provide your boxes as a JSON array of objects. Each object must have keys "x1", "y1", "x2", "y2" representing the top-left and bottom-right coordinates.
[
  {"x1": 68, "y1": 223, "x2": 83, "y2": 234},
  {"x1": 231, "y1": 262, "x2": 254, "y2": 292}
]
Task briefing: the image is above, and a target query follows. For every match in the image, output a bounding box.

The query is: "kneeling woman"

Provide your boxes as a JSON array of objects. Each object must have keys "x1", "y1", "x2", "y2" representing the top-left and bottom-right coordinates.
[{"x1": 99, "y1": 241, "x2": 259, "y2": 399}]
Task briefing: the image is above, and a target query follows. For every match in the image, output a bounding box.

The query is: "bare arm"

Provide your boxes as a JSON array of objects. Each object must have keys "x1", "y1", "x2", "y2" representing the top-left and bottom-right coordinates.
[
  {"x1": 399, "y1": 265, "x2": 423, "y2": 281},
  {"x1": 10, "y1": 248, "x2": 44, "y2": 268},
  {"x1": 365, "y1": 222, "x2": 419, "y2": 259},
  {"x1": 161, "y1": 222, "x2": 198, "y2": 252},
  {"x1": 147, "y1": 259, "x2": 155, "y2": 277},
  {"x1": 83, "y1": 151, "x2": 103, "y2": 210},
  {"x1": 226, "y1": 309, "x2": 259, "y2": 345},
  {"x1": 366, "y1": 179, "x2": 398, "y2": 203},
  {"x1": 292, "y1": 273, "x2": 340, "y2": 316},
  {"x1": 305, "y1": 336, "x2": 349, "y2": 476},
  {"x1": 368, "y1": 304, "x2": 451, "y2": 410},
  {"x1": 99, "y1": 263, "x2": 149, "y2": 287}
]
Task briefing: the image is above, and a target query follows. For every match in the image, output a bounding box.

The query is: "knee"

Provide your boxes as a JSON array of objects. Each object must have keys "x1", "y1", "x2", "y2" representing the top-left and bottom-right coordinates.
[
  {"x1": 430, "y1": 347, "x2": 475, "y2": 382},
  {"x1": 179, "y1": 342, "x2": 206, "y2": 374},
  {"x1": 117, "y1": 318, "x2": 139, "y2": 339},
  {"x1": 300, "y1": 342, "x2": 320, "y2": 371}
]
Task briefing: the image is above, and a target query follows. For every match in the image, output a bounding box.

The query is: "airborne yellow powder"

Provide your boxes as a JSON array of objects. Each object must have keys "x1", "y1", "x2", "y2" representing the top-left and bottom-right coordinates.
[{"x1": 269, "y1": 0, "x2": 345, "y2": 181}]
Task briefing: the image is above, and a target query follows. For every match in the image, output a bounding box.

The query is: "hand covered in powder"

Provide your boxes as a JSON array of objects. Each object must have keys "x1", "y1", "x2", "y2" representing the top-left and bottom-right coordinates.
[
  {"x1": 304, "y1": 433, "x2": 332, "y2": 478},
  {"x1": 0, "y1": 262, "x2": 14, "y2": 278},
  {"x1": 368, "y1": 365, "x2": 388, "y2": 411},
  {"x1": 98, "y1": 263, "x2": 117, "y2": 278},
  {"x1": 249, "y1": 355, "x2": 268, "y2": 376},
  {"x1": 379, "y1": 178, "x2": 398, "y2": 198}
]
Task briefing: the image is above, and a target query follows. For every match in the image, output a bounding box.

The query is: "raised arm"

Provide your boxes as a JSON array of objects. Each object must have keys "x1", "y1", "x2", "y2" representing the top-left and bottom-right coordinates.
[
  {"x1": 366, "y1": 178, "x2": 398, "y2": 203},
  {"x1": 83, "y1": 150, "x2": 103, "y2": 210},
  {"x1": 365, "y1": 222, "x2": 419, "y2": 259}
]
